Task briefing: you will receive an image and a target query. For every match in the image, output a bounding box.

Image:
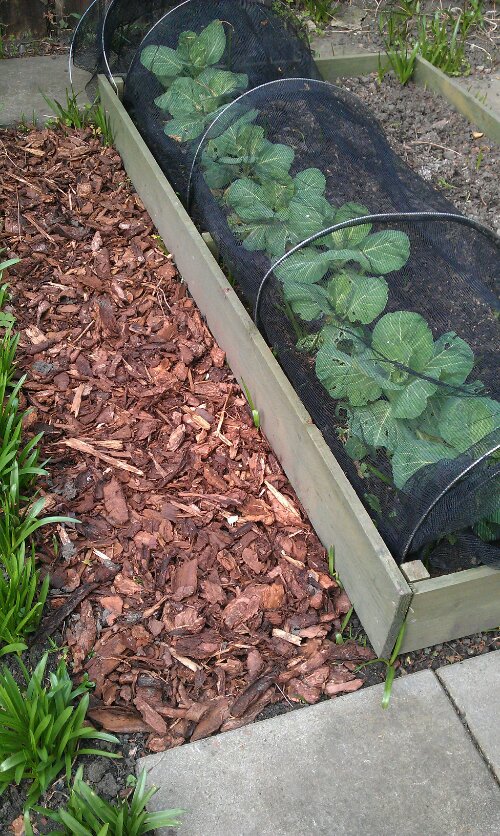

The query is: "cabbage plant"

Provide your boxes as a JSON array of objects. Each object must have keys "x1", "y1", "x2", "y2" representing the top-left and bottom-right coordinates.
[
  {"x1": 202, "y1": 113, "x2": 294, "y2": 189},
  {"x1": 226, "y1": 169, "x2": 335, "y2": 258},
  {"x1": 141, "y1": 20, "x2": 248, "y2": 141}
]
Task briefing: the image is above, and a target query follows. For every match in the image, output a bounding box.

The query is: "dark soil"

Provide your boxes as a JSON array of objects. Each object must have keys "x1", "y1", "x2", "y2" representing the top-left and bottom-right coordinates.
[{"x1": 339, "y1": 71, "x2": 500, "y2": 233}]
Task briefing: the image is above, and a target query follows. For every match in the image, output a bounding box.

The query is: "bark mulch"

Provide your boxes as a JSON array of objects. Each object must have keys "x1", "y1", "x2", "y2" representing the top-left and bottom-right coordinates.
[{"x1": 0, "y1": 126, "x2": 374, "y2": 755}]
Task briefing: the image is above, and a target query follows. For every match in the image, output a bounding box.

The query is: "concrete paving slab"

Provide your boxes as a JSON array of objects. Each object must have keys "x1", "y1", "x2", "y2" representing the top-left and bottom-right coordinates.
[
  {"x1": 139, "y1": 671, "x2": 500, "y2": 836},
  {"x1": 437, "y1": 650, "x2": 500, "y2": 782},
  {"x1": 0, "y1": 56, "x2": 90, "y2": 127}
]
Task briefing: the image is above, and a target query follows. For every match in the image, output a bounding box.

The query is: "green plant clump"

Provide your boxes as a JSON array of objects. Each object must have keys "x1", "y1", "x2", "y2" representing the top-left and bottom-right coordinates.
[
  {"x1": 0, "y1": 540, "x2": 49, "y2": 658},
  {"x1": 0, "y1": 653, "x2": 119, "y2": 808},
  {"x1": 0, "y1": 261, "x2": 73, "y2": 654},
  {"x1": 379, "y1": 0, "x2": 486, "y2": 82},
  {"x1": 25, "y1": 767, "x2": 183, "y2": 835},
  {"x1": 43, "y1": 91, "x2": 114, "y2": 146}
]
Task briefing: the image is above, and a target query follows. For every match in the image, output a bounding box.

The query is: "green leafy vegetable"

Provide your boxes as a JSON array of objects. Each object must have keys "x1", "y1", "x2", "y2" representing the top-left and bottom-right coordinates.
[
  {"x1": 328, "y1": 270, "x2": 389, "y2": 325},
  {"x1": 315, "y1": 342, "x2": 398, "y2": 407},
  {"x1": 202, "y1": 115, "x2": 294, "y2": 189},
  {"x1": 372, "y1": 311, "x2": 434, "y2": 371},
  {"x1": 141, "y1": 21, "x2": 249, "y2": 141},
  {"x1": 225, "y1": 168, "x2": 335, "y2": 258},
  {"x1": 438, "y1": 396, "x2": 500, "y2": 452},
  {"x1": 391, "y1": 438, "x2": 456, "y2": 488}
]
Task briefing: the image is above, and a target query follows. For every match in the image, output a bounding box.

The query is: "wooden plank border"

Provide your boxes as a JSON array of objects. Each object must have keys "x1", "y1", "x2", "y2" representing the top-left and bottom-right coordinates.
[
  {"x1": 413, "y1": 56, "x2": 500, "y2": 144},
  {"x1": 314, "y1": 48, "x2": 384, "y2": 81},
  {"x1": 314, "y1": 51, "x2": 500, "y2": 144},
  {"x1": 98, "y1": 75, "x2": 411, "y2": 658},
  {"x1": 402, "y1": 567, "x2": 500, "y2": 653}
]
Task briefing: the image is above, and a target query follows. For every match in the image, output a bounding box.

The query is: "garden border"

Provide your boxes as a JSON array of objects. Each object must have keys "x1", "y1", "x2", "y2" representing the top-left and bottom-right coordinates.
[{"x1": 98, "y1": 50, "x2": 500, "y2": 657}]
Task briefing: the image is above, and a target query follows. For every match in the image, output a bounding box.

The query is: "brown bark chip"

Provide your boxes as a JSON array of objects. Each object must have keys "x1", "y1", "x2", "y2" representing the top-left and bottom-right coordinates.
[
  {"x1": 0, "y1": 125, "x2": 370, "y2": 752},
  {"x1": 103, "y1": 477, "x2": 129, "y2": 525},
  {"x1": 172, "y1": 559, "x2": 198, "y2": 601}
]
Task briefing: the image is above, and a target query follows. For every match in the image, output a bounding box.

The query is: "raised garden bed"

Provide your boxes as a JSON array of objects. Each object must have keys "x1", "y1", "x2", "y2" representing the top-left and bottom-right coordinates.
[{"x1": 98, "y1": 47, "x2": 500, "y2": 657}]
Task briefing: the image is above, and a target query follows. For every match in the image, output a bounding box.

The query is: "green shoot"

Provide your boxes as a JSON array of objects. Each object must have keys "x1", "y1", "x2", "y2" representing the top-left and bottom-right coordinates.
[
  {"x1": 91, "y1": 103, "x2": 114, "y2": 146},
  {"x1": 355, "y1": 620, "x2": 407, "y2": 709},
  {"x1": 437, "y1": 178, "x2": 457, "y2": 190},
  {"x1": 335, "y1": 605, "x2": 354, "y2": 645},
  {"x1": 241, "y1": 380, "x2": 260, "y2": 428},
  {"x1": 328, "y1": 545, "x2": 335, "y2": 576},
  {"x1": 0, "y1": 654, "x2": 120, "y2": 807},
  {"x1": 384, "y1": 40, "x2": 420, "y2": 84},
  {"x1": 25, "y1": 768, "x2": 183, "y2": 835},
  {"x1": 327, "y1": 545, "x2": 343, "y2": 590}
]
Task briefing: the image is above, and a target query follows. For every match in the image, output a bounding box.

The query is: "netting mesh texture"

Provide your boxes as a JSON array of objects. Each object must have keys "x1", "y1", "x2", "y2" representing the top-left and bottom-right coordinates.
[
  {"x1": 189, "y1": 80, "x2": 500, "y2": 570},
  {"x1": 123, "y1": 0, "x2": 321, "y2": 198},
  {"x1": 72, "y1": 2, "x2": 500, "y2": 572},
  {"x1": 70, "y1": 0, "x2": 314, "y2": 102},
  {"x1": 71, "y1": 0, "x2": 179, "y2": 85}
]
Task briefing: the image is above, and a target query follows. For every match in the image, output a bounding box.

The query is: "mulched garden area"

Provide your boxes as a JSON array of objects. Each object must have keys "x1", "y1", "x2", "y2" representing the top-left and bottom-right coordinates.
[{"x1": 0, "y1": 126, "x2": 374, "y2": 757}]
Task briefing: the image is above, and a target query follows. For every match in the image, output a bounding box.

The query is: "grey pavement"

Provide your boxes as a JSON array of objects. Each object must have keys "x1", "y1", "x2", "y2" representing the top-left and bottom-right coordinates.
[
  {"x1": 0, "y1": 55, "x2": 90, "y2": 127},
  {"x1": 438, "y1": 650, "x2": 500, "y2": 782},
  {"x1": 139, "y1": 660, "x2": 500, "y2": 836}
]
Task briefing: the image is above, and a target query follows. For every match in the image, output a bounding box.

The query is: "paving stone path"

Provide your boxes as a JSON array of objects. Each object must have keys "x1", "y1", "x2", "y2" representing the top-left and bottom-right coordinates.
[
  {"x1": 140, "y1": 654, "x2": 500, "y2": 836},
  {"x1": 0, "y1": 56, "x2": 90, "y2": 127}
]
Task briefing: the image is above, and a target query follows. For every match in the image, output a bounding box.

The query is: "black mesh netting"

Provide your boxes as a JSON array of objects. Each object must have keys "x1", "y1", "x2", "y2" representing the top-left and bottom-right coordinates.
[
  {"x1": 70, "y1": 0, "x2": 315, "y2": 108},
  {"x1": 123, "y1": 0, "x2": 321, "y2": 199},
  {"x1": 187, "y1": 79, "x2": 500, "y2": 570},
  {"x1": 70, "y1": 0, "x2": 108, "y2": 87},
  {"x1": 70, "y1": 0, "x2": 183, "y2": 92}
]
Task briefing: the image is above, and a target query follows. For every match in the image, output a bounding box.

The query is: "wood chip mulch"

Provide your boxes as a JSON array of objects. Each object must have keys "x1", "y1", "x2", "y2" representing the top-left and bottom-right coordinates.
[{"x1": 0, "y1": 126, "x2": 373, "y2": 753}]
